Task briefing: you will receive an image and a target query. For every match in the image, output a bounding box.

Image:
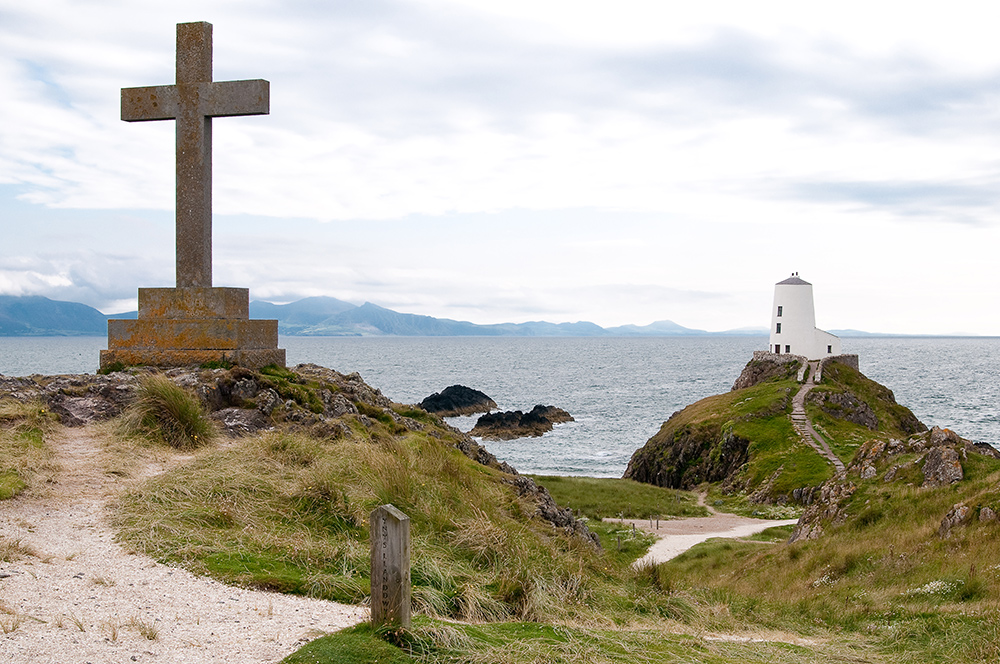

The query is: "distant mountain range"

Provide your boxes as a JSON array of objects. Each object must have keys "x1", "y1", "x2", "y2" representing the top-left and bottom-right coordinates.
[
  {"x1": 0, "y1": 296, "x2": 109, "y2": 336},
  {"x1": 1, "y1": 294, "x2": 898, "y2": 338}
]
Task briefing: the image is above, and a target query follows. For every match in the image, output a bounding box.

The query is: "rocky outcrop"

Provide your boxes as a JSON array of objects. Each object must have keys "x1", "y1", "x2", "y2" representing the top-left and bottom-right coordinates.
[
  {"x1": 0, "y1": 373, "x2": 140, "y2": 426},
  {"x1": 939, "y1": 503, "x2": 971, "y2": 538},
  {"x1": 809, "y1": 390, "x2": 878, "y2": 430},
  {"x1": 419, "y1": 385, "x2": 497, "y2": 417},
  {"x1": 789, "y1": 426, "x2": 994, "y2": 543},
  {"x1": 470, "y1": 405, "x2": 573, "y2": 440},
  {"x1": 732, "y1": 353, "x2": 801, "y2": 391},
  {"x1": 624, "y1": 422, "x2": 751, "y2": 490},
  {"x1": 504, "y1": 475, "x2": 600, "y2": 549},
  {"x1": 922, "y1": 445, "x2": 964, "y2": 487}
]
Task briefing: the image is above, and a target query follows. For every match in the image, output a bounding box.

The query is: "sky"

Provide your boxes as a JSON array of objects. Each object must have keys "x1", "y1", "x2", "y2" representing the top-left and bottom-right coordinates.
[{"x1": 1, "y1": 1, "x2": 999, "y2": 335}]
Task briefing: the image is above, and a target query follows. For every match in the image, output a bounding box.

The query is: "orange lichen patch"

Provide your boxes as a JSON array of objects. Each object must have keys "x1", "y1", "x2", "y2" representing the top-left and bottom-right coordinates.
[
  {"x1": 107, "y1": 320, "x2": 277, "y2": 351},
  {"x1": 100, "y1": 348, "x2": 285, "y2": 369},
  {"x1": 138, "y1": 288, "x2": 250, "y2": 320}
]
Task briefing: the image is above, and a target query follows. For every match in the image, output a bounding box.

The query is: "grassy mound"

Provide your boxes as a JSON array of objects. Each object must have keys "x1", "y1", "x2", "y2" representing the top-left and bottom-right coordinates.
[
  {"x1": 112, "y1": 402, "x2": 683, "y2": 624},
  {"x1": 625, "y1": 357, "x2": 928, "y2": 504},
  {"x1": 624, "y1": 376, "x2": 822, "y2": 499}
]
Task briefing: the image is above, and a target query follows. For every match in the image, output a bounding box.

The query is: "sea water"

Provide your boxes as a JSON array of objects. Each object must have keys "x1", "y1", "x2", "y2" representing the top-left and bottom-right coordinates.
[{"x1": 0, "y1": 335, "x2": 997, "y2": 476}]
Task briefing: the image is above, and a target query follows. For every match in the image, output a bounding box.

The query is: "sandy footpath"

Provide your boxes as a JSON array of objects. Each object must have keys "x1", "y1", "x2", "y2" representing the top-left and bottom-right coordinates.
[
  {"x1": 607, "y1": 508, "x2": 798, "y2": 567},
  {"x1": 0, "y1": 427, "x2": 367, "y2": 664}
]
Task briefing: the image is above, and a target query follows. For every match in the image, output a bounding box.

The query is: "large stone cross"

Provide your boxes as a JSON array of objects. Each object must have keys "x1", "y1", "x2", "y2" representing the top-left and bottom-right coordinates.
[{"x1": 121, "y1": 22, "x2": 269, "y2": 288}]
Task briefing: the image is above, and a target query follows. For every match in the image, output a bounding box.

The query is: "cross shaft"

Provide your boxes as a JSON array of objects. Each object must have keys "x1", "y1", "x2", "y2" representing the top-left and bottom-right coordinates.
[{"x1": 121, "y1": 22, "x2": 269, "y2": 288}]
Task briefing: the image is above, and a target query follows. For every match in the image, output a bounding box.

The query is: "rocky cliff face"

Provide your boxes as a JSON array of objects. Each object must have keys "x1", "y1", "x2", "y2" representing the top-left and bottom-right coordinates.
[{"x1": 623, "y1": 421, "x2": 751, "y2": 489}]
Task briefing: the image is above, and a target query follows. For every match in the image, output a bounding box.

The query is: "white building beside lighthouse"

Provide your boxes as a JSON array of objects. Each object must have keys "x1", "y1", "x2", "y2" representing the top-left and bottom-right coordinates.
[{"x1": 768, "y1": 273, "x2": 841, "y2": 360}]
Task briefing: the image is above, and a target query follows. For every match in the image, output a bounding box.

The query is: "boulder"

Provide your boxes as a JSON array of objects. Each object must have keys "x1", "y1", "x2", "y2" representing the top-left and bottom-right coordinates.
[
  {"x1": 922, "y1": 446, "x2": 964, "y2": 487},
  {"x1": 939, "y1": 503, "x2": 970, "y2": 538},
  {"x1": 210, "y1": 407, "x2": 271, "y2": 437},
  {"x1": 419, "y1": 385, "x2": 497, "y2": 417}
]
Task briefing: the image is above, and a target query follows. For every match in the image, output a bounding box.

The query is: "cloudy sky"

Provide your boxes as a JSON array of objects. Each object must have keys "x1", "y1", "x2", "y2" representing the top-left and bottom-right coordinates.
[{"x1": 2, "y1": 1, "x2": 999, "y2": 334}]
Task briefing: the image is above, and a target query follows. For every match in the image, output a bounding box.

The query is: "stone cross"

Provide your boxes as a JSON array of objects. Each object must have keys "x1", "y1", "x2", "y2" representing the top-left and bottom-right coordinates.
[
  {"x1": 369, "y1": 504, "x2": 411, "y2": 628},
  {"x1": 121, "y1": 22, "x2": 269, "y2": 289}
]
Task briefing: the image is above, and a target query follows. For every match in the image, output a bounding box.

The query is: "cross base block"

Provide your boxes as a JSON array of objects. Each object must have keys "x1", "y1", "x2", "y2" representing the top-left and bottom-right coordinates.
[{"x1": 101, "y1": 287, "x2": 285, "y2": 370}]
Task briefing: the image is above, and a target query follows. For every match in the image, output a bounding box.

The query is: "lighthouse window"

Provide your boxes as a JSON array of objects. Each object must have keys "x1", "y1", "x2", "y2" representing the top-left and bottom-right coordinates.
[
  {"x1": 776, "y1": 323, "x2": 781, "y2": 333},
  {"x1": 777, "y1": 306, "x2": 782, "y2": 317}
]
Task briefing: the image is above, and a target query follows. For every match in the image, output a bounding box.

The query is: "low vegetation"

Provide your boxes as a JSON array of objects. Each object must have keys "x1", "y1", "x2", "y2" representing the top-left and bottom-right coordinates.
[
  {"x1": 8, "y1": 359, "x2": 993, "y2": 662},
  {"x1": 0, "y1": 399, "x2": 57, "y2": 500},
  {"x1": 528, "y1": 475, "x2": 708, "y2": 520},
  {"x1": 660, "y1": 445, "x2": 1000, "y2": 662},
  {"x1": 118, "y1": 375, "x2": 215, "y2": 449}
]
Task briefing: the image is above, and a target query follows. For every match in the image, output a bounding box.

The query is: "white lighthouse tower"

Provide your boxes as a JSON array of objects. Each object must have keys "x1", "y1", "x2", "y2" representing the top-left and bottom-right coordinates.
[{"x1": 768, "y1": 273, "x2": 841, "y2": 360}]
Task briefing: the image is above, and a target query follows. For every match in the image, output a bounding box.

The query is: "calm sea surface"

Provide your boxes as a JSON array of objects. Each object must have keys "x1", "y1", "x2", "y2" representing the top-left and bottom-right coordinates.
[{"x1": 1, "y1": 336, "x2": 997, "y2": 476}]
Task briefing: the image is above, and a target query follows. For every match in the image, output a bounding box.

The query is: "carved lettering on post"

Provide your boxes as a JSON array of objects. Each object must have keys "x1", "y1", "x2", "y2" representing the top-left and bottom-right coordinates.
[{"x1": 369, "y1": 504, "x2": 411, "y2": 628}]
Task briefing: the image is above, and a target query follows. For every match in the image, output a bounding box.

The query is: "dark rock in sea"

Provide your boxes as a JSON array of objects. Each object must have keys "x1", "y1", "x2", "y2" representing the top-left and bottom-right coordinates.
[
  {"x1": 419, "y1": 385, "x2": 497, "y2": 417},
  {"x1": 470, "y1": 405, "x2": 573, "y2": 440}
]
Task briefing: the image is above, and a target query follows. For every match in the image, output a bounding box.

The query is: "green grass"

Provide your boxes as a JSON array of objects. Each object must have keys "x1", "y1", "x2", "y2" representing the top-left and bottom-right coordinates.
[
  {"x1": 259, "y1": 365, "x2": 326, "y2": 414},
  {"x1": 528, "y1": 475, "x2": 708, "y2": 520},
  {"x1": 731, "y1": 416, "x2": 831, "y2": 496},
  {"x1": 586, "y1": 521, "x2": 659, "y2": 566},
  {"x1": 0, "y1": 400, "x2": 57, "y2": 499},
  {"x1": 286, "y1": 617, "x2": 870, "y2": 664}
]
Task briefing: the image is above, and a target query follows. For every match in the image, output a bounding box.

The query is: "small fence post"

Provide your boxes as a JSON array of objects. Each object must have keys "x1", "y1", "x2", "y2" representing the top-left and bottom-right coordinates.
[{"x1": 370, "y1": 504, "x2": 411, "y2": 629}]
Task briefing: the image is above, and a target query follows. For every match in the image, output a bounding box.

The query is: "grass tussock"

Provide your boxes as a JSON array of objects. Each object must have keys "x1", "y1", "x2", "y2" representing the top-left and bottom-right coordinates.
[
  {"x1": 0, "y1": 536, "x2": 39, "y2": 562},
  {"x1": 119, "y1": 375, "x2": 215, "y2": 450},
  {"x1": 0, "y1": 399, "x2": 57, "y2": 500}
]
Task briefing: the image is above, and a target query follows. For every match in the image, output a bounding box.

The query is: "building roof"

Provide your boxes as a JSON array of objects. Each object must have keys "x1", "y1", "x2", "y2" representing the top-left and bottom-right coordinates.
[{"x1": 777, "y1": 274, "x2": 811, "y2": 286}]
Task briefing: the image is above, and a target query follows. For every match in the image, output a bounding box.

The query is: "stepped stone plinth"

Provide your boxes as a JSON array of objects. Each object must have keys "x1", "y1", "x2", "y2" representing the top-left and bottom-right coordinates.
[
  {"x1": 101, "y1": 22, "x2": 283, "y2": 370},
  {"x1": 101, "y1": 287, "x2": 284, "y2": 369}
]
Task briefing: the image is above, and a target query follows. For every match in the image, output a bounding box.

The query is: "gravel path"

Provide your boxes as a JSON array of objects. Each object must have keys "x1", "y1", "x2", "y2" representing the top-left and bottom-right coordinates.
[
  {"x1": 607, "y1": 494, "x2": 798, "y2": 567},
  {"x1": 0, "y1": 426, "x2": 366, "y2": 664}
]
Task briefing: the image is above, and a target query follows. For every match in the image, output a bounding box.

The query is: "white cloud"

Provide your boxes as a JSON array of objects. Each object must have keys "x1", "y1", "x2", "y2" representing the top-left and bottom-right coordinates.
[{"x1": 0, "y1": 1, "x2": 999, "y2": 333}]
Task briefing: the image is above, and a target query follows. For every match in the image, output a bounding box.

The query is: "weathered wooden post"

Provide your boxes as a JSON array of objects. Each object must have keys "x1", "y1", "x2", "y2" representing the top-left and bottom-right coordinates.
[{"x1": 370, "y1": 504, "x2": 411, "y2": 629}]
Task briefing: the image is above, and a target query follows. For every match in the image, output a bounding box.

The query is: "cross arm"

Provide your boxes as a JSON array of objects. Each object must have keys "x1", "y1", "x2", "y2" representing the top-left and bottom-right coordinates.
[
  {"x1": 122, "y1": 85, "x2": 180, "y2": 122},
  {"x1": 202, "y1": 79, "x2": 270, "y2": 117}
]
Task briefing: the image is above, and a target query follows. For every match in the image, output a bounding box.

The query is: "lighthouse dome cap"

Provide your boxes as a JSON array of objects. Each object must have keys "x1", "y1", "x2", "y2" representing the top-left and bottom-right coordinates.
[{"x1": 777, "y1": 272, "x2": 811, "y2": 286}]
